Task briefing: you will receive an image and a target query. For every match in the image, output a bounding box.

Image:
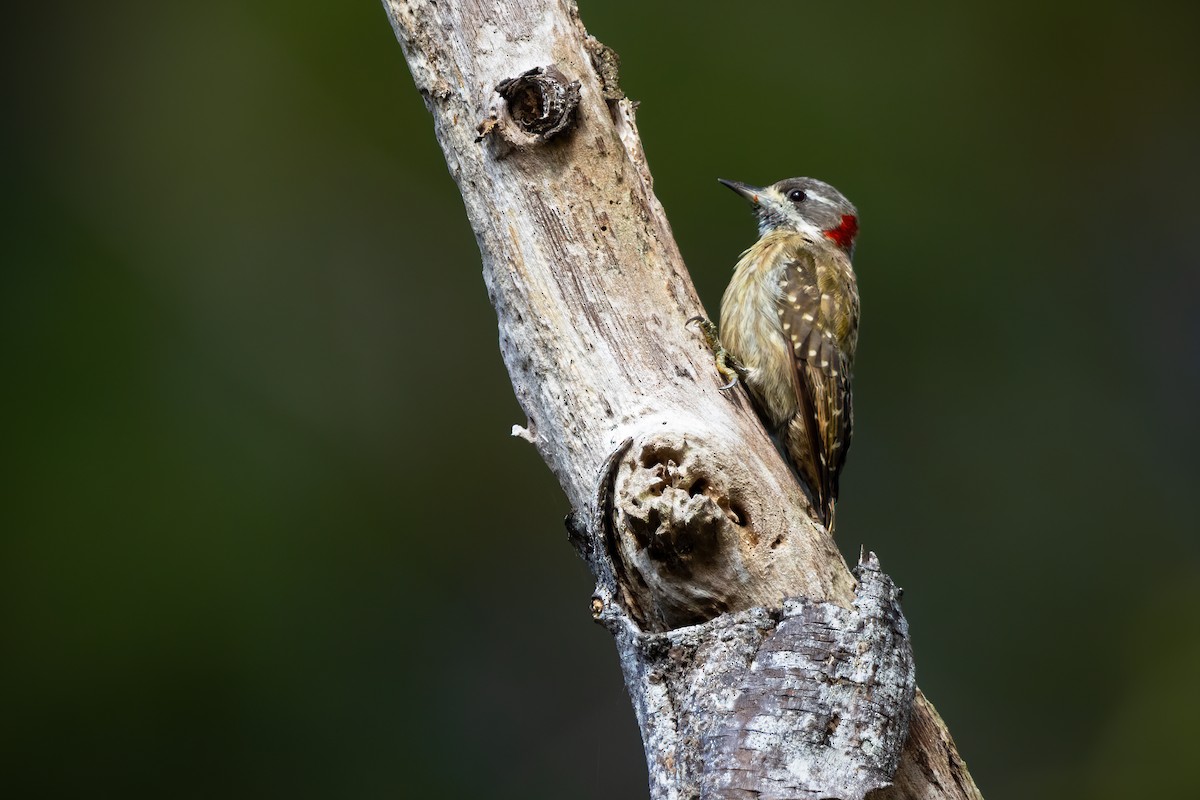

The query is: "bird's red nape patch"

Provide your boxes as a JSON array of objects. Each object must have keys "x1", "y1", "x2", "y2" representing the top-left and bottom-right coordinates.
[{"x1": 822, "y1": 214, "x2": 858, "y2": 249}]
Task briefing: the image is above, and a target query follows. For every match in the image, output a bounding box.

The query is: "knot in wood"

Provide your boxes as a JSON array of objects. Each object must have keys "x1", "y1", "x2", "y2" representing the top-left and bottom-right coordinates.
[
  {"x1": 495, "y1": 65, "x2": 580, "y2": 141},
  {"x1": 612, "y1": 433, "x2": 755, "y2": 631}
]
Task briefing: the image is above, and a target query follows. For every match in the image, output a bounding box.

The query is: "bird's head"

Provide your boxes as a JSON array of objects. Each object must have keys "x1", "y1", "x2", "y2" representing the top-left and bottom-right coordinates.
[{"x1": 719, "y1": 176, "x2": 859, "y2": 254}]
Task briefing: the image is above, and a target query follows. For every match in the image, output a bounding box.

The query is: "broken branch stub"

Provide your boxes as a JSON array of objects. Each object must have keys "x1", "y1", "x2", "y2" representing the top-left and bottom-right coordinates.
[{"x1": 479, "y1": 65, "x2": 581, "y2": 147}]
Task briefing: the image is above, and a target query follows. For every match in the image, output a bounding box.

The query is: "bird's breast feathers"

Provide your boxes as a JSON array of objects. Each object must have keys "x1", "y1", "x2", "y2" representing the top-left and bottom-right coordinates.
[{"x1": 719, "y1": 232, "x2": 857, "y2": 428}]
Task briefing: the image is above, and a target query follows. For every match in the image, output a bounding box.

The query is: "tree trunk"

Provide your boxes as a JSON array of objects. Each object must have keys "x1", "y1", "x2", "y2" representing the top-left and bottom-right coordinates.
[{"x1": 381, "y1": 2, "x2": 982, "y2": 798}]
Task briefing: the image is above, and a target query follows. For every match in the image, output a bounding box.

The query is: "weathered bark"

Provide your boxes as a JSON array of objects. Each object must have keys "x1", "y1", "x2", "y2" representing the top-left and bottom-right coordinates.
[{"x1": 381, "y1": 2, "x2": 982, "y2": 798}]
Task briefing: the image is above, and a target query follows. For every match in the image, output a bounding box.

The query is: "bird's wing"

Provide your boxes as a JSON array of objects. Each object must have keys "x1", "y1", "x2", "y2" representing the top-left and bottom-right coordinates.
[{"x1": 777, "y1": 246, "x2": 855, "y2": 528}]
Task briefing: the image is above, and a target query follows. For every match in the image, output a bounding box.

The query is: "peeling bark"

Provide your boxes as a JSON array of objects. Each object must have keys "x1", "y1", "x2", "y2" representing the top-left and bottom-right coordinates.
[
  {"x1": 597, "y1": 552, "x2": 916, "y2": 800},
  {"x1": 381, "y1": 1, "x2": 983, "y2": 798}
]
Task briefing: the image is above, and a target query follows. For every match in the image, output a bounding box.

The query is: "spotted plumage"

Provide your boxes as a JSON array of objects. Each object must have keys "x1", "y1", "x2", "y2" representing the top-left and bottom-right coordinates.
[{"x1": 715, "y1": 177, "x2": 860, "y2": 530}]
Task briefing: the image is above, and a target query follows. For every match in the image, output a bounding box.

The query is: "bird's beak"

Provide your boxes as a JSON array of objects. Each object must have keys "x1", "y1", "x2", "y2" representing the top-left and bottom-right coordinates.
[{"x1": 718, "y1": 178, "x2": 765, "y2": 205}]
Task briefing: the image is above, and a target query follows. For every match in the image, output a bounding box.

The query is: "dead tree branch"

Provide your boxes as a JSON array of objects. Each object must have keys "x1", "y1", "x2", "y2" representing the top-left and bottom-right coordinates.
[{"x1": 381, "y1": 2, "x2": 982, "y2": 797}]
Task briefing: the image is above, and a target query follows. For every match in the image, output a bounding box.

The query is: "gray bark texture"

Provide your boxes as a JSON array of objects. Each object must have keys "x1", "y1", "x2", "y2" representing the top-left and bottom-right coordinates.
[{"x1": 381, "y1": 2, "x2": 983, "y2": 798}]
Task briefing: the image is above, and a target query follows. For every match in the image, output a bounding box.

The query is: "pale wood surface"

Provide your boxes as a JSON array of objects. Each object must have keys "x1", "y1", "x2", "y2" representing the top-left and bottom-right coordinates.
[{"x1": 382, "y1": 2, "x2": 982, "y2": 797}]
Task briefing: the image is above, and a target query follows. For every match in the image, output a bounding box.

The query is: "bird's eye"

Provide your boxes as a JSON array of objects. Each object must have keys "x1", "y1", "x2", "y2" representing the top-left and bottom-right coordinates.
[{"x1": 787, "y1": 189, "x2": 807, "y2": 203}]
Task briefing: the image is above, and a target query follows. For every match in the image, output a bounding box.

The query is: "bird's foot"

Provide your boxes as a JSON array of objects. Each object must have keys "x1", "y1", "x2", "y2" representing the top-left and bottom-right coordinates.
[{"x1": 687, "y1": 316, "x2": 747, "y2": 390}]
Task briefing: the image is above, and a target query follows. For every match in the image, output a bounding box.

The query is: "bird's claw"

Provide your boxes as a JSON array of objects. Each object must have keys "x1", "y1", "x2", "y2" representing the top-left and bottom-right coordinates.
[{"x1": 688, "y1": 315, "x2": 747, "y2": 390}]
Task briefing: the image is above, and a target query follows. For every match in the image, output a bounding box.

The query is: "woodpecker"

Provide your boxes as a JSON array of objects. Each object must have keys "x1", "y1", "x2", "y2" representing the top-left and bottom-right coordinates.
[{"x1": 692, "y1": 177, "x2": 860, "y2": 530}]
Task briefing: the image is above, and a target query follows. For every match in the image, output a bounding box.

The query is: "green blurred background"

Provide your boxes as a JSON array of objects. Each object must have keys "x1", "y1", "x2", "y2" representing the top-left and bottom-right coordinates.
[{"x1": 4, "y1": 1, "x2": 1197, "y2": 797}]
